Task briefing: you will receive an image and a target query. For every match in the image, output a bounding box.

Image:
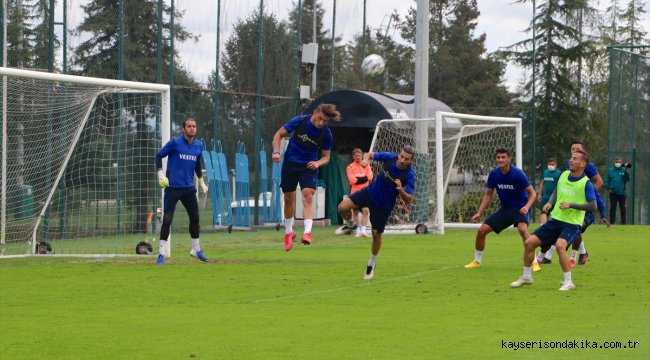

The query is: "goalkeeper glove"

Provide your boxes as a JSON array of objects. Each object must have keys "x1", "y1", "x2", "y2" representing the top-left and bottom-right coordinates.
[
  {"x1": 198, "y1": 178, "x2": 209, "y2": 193},
  {"x1": 157, "y1": 170, "x2": 169, "y2": 188}
]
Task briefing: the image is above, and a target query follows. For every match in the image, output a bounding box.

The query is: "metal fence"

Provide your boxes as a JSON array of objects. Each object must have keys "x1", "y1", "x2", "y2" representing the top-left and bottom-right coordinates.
[{"x1": 607, "y1": 45, "x2": 650, "y2": 225}]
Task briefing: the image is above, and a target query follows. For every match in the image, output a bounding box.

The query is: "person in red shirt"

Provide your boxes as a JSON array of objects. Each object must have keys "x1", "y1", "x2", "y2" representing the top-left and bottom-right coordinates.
[{"x1": 346, "y1": 148, "x2": 374, "y2": 236}]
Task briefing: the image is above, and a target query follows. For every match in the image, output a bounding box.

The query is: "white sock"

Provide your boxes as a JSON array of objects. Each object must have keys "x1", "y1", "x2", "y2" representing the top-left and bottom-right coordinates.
[
  {"x1": 159, "y1": 240, "x2": 167, "y2": 256},
  {"x1": 475, "y1": 250, "x2": 483, "y2": 263},
  {"x1": 304, "y1": 219, "x2": 313, "y2": 234},
  {"x1": 523, "y1": 267, "x2": 532, "y2": 278},
  {"x1": 536, "y1": 251, "x2": 545, "y2": 262},
  {"x1": 368, "y1": 254, "x2": 377, "y2": 268},
  {"x1": 578, "y1": 242, "x2": 586, "y2": 255},
  {"x1": 571, "y1": 250, "x2": 578, "y2": 259},
  {"x1": 360, "y1": 226, "x2": 366, "y2": 234},
  {"x1": 284, "y1": 218, "x2": 294, "y2": 234},
  {"x1": 345, "y1": 218, "x2": 354, "y2": 227},
  {"x1": 191, "y1": 238, "x2": 200, "y2": 252},
  {"x1": 563, "y1": 271, "x2": 572, "y2": 283},
  {"x1": 545, "y1": 245, "x2": 556, "y2": 260}
]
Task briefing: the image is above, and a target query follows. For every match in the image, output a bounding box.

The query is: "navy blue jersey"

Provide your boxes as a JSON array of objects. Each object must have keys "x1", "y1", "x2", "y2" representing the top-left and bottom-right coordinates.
[
  {"x1": 486, "y1": 165, "x2": 531, "y2": 209},
  {"x1": 283, "y1": 115, "x2": 333, "y2": 164},
  {"x1": 367, "y1": 152, "x2": 416, "y2": 213},
  {"x1": 156, "y1": 136, "x2": 203, "y2": 188}
]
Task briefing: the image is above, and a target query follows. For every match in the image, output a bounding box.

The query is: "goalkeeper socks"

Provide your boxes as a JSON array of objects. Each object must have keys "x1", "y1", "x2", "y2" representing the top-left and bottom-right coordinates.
[
  {"x1": 368, "y1": 254, "x2": 377, "y2": 268},
  {"x1": 159, "y1": 240, "x2": 167, "y2": 256},
  {"x1": 191, "y1": 238, "x2": 200, "y2": 251},
  {"x1": 475, "y1": 250, "x2": 483, "y2": 263},
  {"x1": 285, "y1": 218, "x2": 294, "y2": 234},
  {"x1": 545, "y1": 245, "x2": 556, "y2": 260},
  {"x1": 578, "y1": 241, "x2": 587, "y2": 255},
  {"x1": 304, "y1": 219, "x2": 313, "y2": 234}
]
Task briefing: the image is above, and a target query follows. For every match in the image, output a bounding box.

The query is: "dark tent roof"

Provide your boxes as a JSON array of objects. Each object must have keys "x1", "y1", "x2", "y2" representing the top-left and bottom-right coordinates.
[{"x1": 303, "y1": 89, "x2": 454, "y2": 128}]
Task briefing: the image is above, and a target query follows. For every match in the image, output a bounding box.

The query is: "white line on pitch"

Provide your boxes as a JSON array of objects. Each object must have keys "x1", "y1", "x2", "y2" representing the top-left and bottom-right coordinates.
[{"x1": 216, "y1": 265, "x2": 458, "y2": 305}]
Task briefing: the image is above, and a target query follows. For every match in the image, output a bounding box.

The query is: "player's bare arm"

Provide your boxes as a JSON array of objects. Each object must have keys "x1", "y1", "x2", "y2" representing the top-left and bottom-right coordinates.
[
  {"x1": 271, "y1": 127, "x2": 289, "y2": 163},
  {"x1": 360, "y1": 152, "x2": 373, "y2": 167},
  {"x1": 601, "y1": 217, "x2": 611, "y2": 227},
  {"x1": 520, "y1": 185, "x2": 536, "y2": 215},
  {"x1": 307, "y1": 149, "x2": 331, "y2": 170},
  {"x1": 395, "y1": 179, "x2": 413, "y2": 205},
  {"x1": 543, "y1": 190, "x2": 557, "y2": 212},
  {"x1": 591, "y1": 173, "x2": 604, "y2": 191}
]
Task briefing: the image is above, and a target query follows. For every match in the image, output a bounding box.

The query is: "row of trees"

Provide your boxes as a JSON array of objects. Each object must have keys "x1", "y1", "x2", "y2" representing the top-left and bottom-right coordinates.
[
  {"x1": 3, "y1": 0, "x2": 648, "y2": 166},
  {"x1": 503, "y1": 0, "x2": 648, "y2": 165}
]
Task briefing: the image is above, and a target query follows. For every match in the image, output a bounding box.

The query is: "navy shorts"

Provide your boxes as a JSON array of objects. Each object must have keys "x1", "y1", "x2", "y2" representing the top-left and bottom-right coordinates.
[
  {"x1": 484, "y1": 207, "x2": 529, "y2": 234},
  {"x1": 580, "y1": 212, "x2": 595, "y2": 233},
  {"x1": 163, "y1": 187, "x2": 199, "y2": 218},
  {"x1": 349, "y1": 188, "x2": 391, "y2": 233},
  {"x1": 280, "y1": 160, "x2": 318, "y2": 192},
  {"x1": 533, "y1": 218, "x2": 581, "y2": 247}
]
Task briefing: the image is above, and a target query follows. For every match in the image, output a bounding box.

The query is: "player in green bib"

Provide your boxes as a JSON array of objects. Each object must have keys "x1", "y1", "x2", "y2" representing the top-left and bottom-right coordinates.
[{"x1": 511, "y1": 149, "x2": 597, "y2": 291}]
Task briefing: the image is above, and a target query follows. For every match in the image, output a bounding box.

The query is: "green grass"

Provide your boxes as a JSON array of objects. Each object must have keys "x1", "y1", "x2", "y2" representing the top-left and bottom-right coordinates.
[{"x1": 1, "y1": 225, "x2": 649, "y2": 359}]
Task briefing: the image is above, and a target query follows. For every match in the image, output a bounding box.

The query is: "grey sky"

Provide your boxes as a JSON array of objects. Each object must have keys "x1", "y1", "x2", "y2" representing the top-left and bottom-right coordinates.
[{"x1": 63, "y1": 0, "x2": 649, "y2": 91}]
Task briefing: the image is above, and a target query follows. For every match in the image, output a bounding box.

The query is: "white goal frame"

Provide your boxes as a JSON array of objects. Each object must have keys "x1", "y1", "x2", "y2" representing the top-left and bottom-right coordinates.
[
  {"x1": 435, "y1": 112, "x2": 522, "y2": 234},
  {"x1": 1, "y1": 67, "x2": 171, "y2": 257},
  {"x1": 369, "y1": 112, "x2": 522, "y2": 235}
]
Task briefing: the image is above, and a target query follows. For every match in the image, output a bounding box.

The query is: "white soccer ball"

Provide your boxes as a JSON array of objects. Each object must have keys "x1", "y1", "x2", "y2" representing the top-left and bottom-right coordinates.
[{"x1": 361, "y1": 54, "x2": 386, "y2": 76}]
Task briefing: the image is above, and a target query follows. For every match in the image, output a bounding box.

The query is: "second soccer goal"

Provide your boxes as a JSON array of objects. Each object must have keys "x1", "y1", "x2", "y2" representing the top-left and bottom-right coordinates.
[{"x1": 369, "y1": 112, "x2": 522, "y2": 235}]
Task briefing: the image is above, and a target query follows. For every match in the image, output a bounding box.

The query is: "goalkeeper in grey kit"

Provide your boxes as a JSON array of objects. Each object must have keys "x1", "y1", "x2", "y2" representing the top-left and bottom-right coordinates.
[{"x1": 155, "y1": 118, "x2": 209, "y2": 265}]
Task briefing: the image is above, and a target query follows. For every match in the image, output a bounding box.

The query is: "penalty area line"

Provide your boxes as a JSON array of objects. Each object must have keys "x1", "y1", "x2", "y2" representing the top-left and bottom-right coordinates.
[{"x1": 217, "y1": 264, "x2": 458, "y2": 305}]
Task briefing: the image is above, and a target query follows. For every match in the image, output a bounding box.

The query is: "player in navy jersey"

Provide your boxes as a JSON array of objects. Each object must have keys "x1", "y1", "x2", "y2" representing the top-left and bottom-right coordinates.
[
  {"x1": 565, "y1": 140, "x2": 604, "y2": 191},
  {"x1": 337, "y1": 146, "x2": 417, "y2": 280},
  {"x1": 464, "y1": 148, "x2": 536, "y2": 269},
  {"x1": 272, "y1": 104, "x2": 341, "y2": 251},
  {"x1": 155, "y1": 119, "x2": 210, "y2": 265}
]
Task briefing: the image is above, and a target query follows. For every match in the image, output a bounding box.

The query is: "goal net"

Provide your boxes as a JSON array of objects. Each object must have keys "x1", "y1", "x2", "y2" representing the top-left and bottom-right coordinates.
[
  {"x1": 369, "y1": 112, "x2": 522, "y2": 234},
  {"x1": 1, "y1": 67, "x2": 170, "y2": 257}
]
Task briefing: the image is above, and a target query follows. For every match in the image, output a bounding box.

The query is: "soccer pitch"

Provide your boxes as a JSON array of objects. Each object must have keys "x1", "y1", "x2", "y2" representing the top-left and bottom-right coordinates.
[{"x1": 1, "y1": 225, "x2": 648, "y2": 359}]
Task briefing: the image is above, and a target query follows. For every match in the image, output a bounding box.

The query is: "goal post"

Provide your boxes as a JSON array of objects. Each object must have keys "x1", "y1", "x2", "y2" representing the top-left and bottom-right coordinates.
[
  {"x1": 369, "y1": 112, "x2": 522, "y2": 235},
  {"x1": 0, "y1": 67, "x2": 170, "y2": 257}
]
